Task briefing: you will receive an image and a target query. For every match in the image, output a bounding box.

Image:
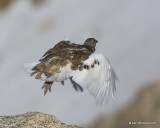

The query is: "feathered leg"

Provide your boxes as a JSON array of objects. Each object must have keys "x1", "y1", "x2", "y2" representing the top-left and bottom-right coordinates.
[
  {"x1": 41, "y1": 81, "x2": 53, "y2": 95},
  {"x1": 70, "y1": 77, "x2": 83, "y2": 92},
  {"x1": 61, "y1": 81, "x2": 64, "y2": 85}
]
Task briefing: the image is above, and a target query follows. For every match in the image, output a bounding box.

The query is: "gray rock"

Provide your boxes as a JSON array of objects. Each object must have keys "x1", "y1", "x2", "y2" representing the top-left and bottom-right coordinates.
[{"x1": 0, "y1": 112, "x2": 81, "y2": 128}]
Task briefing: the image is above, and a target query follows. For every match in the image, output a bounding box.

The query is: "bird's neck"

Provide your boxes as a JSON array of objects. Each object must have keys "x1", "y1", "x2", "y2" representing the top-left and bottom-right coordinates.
[{"x1": 84, "y1": 45, "x2": 96, "y2": 53}]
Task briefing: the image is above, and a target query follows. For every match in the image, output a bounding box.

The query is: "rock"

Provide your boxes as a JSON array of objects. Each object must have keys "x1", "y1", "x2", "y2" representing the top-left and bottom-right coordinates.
[{"x1": 0, "y1": 112, "x2": 81, "y2": 128}]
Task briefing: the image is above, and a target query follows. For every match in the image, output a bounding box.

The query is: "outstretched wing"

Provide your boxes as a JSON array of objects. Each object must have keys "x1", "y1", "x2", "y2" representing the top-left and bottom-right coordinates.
[{"x1": 71, "y1": 53, "x2": 118, "y2": 104}]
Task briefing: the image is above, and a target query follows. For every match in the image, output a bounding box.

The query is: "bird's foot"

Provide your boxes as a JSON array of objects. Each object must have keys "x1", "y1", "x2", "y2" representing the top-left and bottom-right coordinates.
[{"x1": 41, "y1": 81, "x2": 53, "y2": 95}]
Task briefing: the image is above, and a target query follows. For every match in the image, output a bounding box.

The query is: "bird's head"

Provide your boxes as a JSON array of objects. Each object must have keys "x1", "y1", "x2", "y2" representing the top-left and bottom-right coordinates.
[{"x1": 83, "y1": 38, "x2": 98, "y2": 48}]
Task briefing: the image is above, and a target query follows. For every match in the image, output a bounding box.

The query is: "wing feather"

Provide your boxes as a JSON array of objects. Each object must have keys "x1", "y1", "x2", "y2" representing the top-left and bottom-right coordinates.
[{"x1": 71, "y1": 53, "x2": 118, "y2": 104}]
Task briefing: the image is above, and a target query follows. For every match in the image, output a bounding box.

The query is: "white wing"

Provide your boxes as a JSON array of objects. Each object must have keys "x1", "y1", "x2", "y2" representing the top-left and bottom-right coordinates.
[{"x1": 71, "y1": 53, "x2": 118, "y2": 104}]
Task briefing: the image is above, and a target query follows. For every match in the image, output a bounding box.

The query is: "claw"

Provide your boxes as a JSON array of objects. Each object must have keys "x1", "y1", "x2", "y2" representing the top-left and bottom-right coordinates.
[
  {"x1": 41, "y1": 81, "x2": 53, "y2": 95},
  {"x1": 70, "y1": 77, "x2": 83, "y2": 92},
  {"x1": 61, "y1": 81, "x2": 64, "y2": 85}
]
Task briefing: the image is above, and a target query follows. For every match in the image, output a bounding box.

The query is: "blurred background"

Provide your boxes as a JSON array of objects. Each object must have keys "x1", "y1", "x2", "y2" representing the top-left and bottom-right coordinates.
[{"x1": 0, "y1": 0, "x2": 160, "y2": 127}]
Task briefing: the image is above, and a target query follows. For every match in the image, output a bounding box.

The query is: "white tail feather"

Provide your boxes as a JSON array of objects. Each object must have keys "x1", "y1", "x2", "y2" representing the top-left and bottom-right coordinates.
[{"x1": 22, "y1": 62, "x2": 39, "y2": 74}]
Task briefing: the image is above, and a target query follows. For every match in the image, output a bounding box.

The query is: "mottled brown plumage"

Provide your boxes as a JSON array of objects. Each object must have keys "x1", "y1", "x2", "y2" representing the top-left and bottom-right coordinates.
[
  {"x1": 32, "y1": 38, "x2": 97, "y2": 79},
  {"x1": 30, "y1": 38, "x2": 98, "y2": 95},
  {"x1": 23, "y1": 38, "x2": 118, "y2": 104}
]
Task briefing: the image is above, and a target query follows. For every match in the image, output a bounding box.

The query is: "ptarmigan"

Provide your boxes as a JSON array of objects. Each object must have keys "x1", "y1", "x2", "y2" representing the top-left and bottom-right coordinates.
[{"x1": 23, "y1": 38, "x2": 118, "y2": 104}]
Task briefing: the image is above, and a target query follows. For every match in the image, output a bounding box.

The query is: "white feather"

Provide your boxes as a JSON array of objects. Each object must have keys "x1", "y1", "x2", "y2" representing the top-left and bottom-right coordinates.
[
  {"x1": 71, "y1": 53, "x2": 118, "y2": 104},
  {"x1": 63, "y1": 36, "x2": 70, "y2": 41},
  {"x1": 22, "y1": 62, "x2": 39, "y2": 74}
]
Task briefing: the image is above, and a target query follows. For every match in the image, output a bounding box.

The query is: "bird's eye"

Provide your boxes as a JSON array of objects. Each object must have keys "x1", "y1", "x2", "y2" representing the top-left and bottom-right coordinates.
[{"x1": 93, "y1": 39, "x2": 96, "y2": 42}]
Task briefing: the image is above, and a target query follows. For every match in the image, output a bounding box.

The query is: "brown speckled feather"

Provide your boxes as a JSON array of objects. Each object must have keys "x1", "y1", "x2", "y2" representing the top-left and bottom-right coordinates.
[
  {"x1": 32, "y1": 40, "x2": 95, "y2": 79},
  {"x1": 23, "y1": 38, "x2": 99, "y2": 95},
  {"x1": 23, "y1": 38, "x2": 118, "y2": 104}
]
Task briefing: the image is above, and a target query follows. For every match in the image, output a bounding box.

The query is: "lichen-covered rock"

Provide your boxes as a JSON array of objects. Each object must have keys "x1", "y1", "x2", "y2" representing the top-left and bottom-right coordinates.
[{"x1": 0, "y1": 112, "x2": 81, "y2": 128}]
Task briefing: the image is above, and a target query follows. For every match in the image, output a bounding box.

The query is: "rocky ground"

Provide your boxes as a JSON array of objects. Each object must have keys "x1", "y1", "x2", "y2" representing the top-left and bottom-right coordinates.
[{"x1": 0, "y1": 112, "x2": 81, "y2": 128}]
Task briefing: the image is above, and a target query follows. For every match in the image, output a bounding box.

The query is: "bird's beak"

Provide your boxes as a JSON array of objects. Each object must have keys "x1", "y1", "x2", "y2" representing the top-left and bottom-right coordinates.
[{"x1": 95, "y1": 40, "x2": 98, "y2": 43}]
